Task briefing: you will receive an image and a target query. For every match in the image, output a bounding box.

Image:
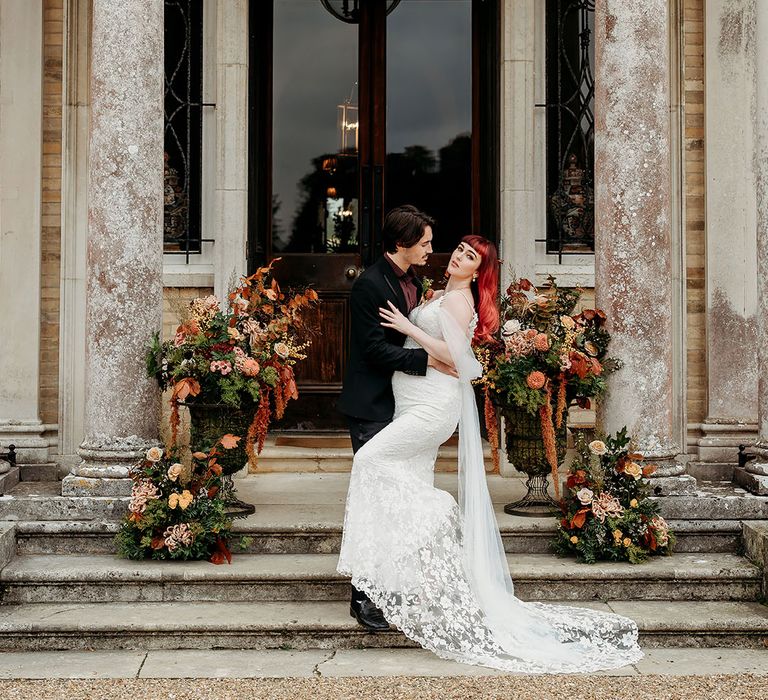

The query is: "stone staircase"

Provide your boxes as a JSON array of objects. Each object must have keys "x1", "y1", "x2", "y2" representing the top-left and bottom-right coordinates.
[{"x1": 0, "y1": 473, "x2": 767, "y2": 652}]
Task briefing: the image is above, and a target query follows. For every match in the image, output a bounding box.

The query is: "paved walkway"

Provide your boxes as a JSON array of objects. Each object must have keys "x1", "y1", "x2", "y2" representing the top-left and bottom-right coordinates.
[
  {"x1": 1, "y1": 649, "x2": 768, "y2": 699},
  {"x1": 0, "y1": 647, "x2": 766, "y2": 678}
]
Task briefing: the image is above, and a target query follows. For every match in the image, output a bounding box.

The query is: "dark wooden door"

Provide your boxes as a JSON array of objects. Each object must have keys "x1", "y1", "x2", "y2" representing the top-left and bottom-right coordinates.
[{"x1": 249, "y1": 0, "x2": 498, "y2": 430}]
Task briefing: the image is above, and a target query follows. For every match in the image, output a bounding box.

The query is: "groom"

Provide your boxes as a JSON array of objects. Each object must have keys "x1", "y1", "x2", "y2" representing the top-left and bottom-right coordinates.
[{"x1": 337, "y1": 204, "x2": 455, "y2": 632}]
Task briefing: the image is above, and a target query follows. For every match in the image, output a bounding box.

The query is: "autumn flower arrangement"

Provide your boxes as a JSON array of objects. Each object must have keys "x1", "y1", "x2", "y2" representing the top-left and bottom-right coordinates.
[
  {"x1": 553, "y1": 429, "x2": 674, "y2": 564},
  {"x1": 146, "y1": 259, "x2": 318, "y2": 468},
  {"x1": 476, "y1": 276, "x2": 620, "y2": 491},
  {"x1": 115, "y1": 436, "x2": 242, "y2": 563}
]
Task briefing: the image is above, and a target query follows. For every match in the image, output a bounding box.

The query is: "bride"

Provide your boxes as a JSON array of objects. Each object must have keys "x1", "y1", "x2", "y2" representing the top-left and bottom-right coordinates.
[{"x1": 337, "y1": 235, "x2": 643, "y2": 673}]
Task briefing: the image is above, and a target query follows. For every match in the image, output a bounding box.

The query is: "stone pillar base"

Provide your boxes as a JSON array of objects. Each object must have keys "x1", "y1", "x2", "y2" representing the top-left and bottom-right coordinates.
[
  {"x1": 699, "y1": 421, "x2": 758, "y2": 463},
  {"x1": 0, "y1": 420, "x2": 50, "y2": 464},
  {"x1": 61, "y1": 474, "x2": 132, "y2": 497},
  {"x1": 62, "y1": 436, "x2": 156, "y2": 497},
  {"x1": 645, "y1": 474, "x2": 698, "y2": 497},
  {"x1": 643, "y1": 455, "x2": 698, "y2": 496}
]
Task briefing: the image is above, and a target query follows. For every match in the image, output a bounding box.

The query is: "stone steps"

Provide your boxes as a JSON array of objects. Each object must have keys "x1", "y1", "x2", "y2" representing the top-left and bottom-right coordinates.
[
  {"x1": 252, "y1": 435, "x2": 492, "y2": 473},
  {"x1": 19, "y1": 463, "x2": 62, "y2": 482},
  {"x1": 11, "y1": 516, "x2": 745, "y2": 556},
  {"x1": 0, "y1": 599, "x2": 766, "y2": 651},
  {"x1": 4, "y1": 476, "x2": 768, "y2": 524},
  {"x1": 0, "y1": 553, "x2": 760, "y2": 605},
  {"x1": 0, "y1": 466, "x2": 19, "y2": 497}
]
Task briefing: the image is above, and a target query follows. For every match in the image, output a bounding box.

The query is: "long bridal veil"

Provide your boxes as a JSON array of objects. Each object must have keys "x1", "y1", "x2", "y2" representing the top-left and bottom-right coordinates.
[{"x1": 438, "y1": 305, "x2": 643, "y2": 672}]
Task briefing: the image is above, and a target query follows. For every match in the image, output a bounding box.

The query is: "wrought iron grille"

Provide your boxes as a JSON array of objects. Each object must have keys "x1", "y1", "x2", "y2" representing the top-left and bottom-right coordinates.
[
  {"x1": 539, "y1": 0, "x2": 595, "y2": 261},
  {"x1": 164, "y1": 0, "x2": 211, "y2": 259}
]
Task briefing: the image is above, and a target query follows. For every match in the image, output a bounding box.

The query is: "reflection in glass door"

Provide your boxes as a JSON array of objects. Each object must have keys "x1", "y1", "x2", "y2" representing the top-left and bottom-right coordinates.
[
  {"x1": 272, "y1": 0, "x2": 359, "y2": 254},
  {"x1": 386, "y1": 0, "x2": 473, "y2": 254}
]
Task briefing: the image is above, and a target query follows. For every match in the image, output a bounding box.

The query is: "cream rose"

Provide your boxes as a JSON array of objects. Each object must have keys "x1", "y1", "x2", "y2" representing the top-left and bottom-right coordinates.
[
  {"x1": 624, "y1": 462, "x2": 642, "y2": 480},
  {"x1": 274, "y1": 341, "x2": 290, "y2": 359},
  {"x1": 501, "y1": 319, "x2": 521, "y2": 337},
  {"x1": 167, "y1": 463, "x2": 184, "y2": 482},
  {"x1": 588, "y1": 440, "x2": 607, "y2": 456},
  {"x1": 576, "y1": 488, "x2": 594, "y2": 505},
  {"x1": 146, "y1": 446, "x2": 163, "y2": 462}
]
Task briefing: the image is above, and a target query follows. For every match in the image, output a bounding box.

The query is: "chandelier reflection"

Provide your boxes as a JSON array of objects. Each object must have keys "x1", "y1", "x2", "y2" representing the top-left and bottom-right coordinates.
[{"x1": 337, "y1": 101, "x2": 359, "y2": 153}]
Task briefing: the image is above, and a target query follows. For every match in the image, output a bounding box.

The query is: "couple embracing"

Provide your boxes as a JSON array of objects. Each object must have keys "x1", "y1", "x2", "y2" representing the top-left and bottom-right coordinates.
[{"x1": 336, "y1": 205, "x2": 642, "y2": 673}]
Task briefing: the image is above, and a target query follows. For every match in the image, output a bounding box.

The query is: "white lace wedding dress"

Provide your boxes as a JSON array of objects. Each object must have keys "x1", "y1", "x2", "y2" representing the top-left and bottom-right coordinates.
[{"x1": 337, "y1": 292, "x2": 643, "y2": 673}]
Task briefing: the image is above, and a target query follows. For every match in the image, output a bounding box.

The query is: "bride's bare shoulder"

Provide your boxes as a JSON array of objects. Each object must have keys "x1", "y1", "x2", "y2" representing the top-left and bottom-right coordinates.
[{"x1": 440, "y1": 289, "x2": 475, "y2": 326}]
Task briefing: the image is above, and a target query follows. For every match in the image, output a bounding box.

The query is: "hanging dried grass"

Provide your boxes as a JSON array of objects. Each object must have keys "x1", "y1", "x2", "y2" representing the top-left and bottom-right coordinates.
[
  {"x1": 169, "y1": 400, "x2": 181, "y2": 448},
  {"x1": 246, "y1": 388, "x2": 272, "y2": 469},
  {"x1": 484, "y1": 388, "x2": 500, "y2": 473},
  {"x1": 274, "y1": 380, "x2": 286, "y2": 420},
  {"x1": 539, "y1": 383, "x2": 560, "y2": 500},
  {"x1": 555, "y1": 373, "x2": 567, "y2": 429}
]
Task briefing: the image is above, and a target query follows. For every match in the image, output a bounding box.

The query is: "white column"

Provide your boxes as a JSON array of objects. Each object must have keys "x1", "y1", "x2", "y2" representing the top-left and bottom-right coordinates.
[
  {"x1": 213, "y1": 0, "x2": 249, "y2": 300},
  {"x1": 58, "y1": 0, "x2": 90, "y2": 470},
  {"x1": 699, "y1": 0, "x2": 759, "y2": 465},
  {"x1": 594, "y1": 0, "x2": 694, "y2": 494},
  {"x1": 497, "y1": 0, "x2": 537, "y2": 477},
  {"x1": 499, "y1": 0, "x2": 536, "y2": 289},
  {"x1": 0, "y1": 1, "x2": 48, "y2": 464},
  {"x1": 61, "y1": 0, "x2": 164, "y2": 497},
  {"x1": 739, "y1": 0, "x2": 768, "y2": 493}
]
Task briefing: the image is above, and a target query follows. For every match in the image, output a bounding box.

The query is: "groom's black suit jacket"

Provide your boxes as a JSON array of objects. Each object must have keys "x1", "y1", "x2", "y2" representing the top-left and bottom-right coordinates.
[{"x1": 337, "y1": 255, "x2": 429, "y2": 422}]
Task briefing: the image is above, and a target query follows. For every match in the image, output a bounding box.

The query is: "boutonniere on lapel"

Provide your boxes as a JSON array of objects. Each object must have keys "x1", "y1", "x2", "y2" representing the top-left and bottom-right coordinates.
[{"x1": 421, "y1": 278, "x2": 435, "y2": 301}]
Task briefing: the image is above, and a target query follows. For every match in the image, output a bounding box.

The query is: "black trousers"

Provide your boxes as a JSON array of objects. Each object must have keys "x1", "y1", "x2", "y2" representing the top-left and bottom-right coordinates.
[
  {"x1": 348, "y1": 416, "x2": 391, "y2": 454},
  {"x1": 347, "y1": 416, "x2": 391, "y2": 603}
]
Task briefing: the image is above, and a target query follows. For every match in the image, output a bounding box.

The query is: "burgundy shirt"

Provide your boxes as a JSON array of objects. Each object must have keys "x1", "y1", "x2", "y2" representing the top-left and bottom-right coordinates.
[{"x1": 384, "y1": 253, "x2": 419, "y2": 313}]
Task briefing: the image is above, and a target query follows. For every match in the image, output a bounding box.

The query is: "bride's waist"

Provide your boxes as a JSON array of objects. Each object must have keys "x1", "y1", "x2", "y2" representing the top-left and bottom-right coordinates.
[{"x1": 393, "y1": 367, "x2": 459, "y2": 386}]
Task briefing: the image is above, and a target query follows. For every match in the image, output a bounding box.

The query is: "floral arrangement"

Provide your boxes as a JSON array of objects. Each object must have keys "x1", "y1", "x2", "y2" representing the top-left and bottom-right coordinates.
[
  {"x1": 476, "y1": 276, "x2": 620, "y2": 491},
  {"x1": 553, "y1": 429, "x2": 674, "y2": 564},
  {"x1": 115, "y1": 436, "x2": 242, "y2": 563},
  {"x1": 147, "y1": 259, "x2": 318, "y2": 466}
]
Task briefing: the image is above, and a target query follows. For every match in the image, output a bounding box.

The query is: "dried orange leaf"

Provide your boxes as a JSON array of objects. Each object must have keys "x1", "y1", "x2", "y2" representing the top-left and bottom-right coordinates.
[{"x1": 219, "y1": 434, "x2": 241, "y2": 450}]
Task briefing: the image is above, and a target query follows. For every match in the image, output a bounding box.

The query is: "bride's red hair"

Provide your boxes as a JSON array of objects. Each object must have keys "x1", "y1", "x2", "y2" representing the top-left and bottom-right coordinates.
[{"x1": 461, "y1": 235, "x2": 499, "y2": 343}]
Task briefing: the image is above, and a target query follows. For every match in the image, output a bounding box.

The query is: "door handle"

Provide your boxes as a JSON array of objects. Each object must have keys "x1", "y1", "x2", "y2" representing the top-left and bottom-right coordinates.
[{"x1": 345, "y1": 266, "x2": 359, "y2": 280}]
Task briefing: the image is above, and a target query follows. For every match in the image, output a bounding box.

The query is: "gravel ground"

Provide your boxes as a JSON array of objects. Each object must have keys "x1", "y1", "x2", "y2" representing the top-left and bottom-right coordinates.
[{"x1": 1, "y1": 676, "x2": 768, "y2": 700}]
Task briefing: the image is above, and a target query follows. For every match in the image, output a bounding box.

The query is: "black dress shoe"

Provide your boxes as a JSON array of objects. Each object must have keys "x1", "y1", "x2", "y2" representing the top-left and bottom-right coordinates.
[{"x1": 350, "y1": 597, "x2": 390, "y2": 632}]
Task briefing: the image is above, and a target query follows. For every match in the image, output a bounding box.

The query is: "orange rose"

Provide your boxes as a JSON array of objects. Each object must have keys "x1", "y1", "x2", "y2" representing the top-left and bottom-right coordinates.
[
  {"x1": 526, "y1": 371, "x2": 546, "y2": 390},
  {"x1": 533, "y1": 333, "x2": 550, "y2": 352}
]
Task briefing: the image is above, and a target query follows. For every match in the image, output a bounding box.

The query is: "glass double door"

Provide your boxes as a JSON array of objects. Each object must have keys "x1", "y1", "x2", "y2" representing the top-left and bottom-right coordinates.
[{"x1": 251, "y1": 0, "x2": 481, "y2": 429}]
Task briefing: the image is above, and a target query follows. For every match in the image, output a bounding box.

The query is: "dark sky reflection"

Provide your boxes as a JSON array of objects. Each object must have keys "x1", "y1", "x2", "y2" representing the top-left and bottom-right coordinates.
[{"x1": 272, "y1": 0, "x2": 471, "y2": 237}]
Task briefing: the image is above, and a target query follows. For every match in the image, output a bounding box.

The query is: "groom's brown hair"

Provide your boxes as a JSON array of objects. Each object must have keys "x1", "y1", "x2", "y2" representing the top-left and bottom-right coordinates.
[{"x1": 382, "y1": 205, "x2": 435, "y2": 254}]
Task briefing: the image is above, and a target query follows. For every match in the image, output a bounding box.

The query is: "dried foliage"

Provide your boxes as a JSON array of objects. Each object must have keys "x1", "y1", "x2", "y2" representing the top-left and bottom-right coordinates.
[{"x1": 146, "y1": 259, "x2": 318, "y2": 460}]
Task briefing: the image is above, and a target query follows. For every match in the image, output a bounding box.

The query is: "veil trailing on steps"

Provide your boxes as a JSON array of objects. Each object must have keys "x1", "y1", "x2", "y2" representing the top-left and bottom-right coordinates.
[{"x1": 436, "y1": 304, "x2": 643, "y2": 672}]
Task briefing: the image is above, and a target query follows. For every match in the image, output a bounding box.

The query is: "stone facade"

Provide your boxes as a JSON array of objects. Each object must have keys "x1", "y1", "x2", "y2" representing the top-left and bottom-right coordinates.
[{"x1": 0, "y1": 0, "x2": 765, "y2": 495}]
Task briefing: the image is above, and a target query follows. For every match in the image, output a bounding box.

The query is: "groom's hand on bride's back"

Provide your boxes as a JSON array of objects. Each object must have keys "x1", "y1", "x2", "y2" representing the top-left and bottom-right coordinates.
[{"x1": 428, "y1": 355, "x2": 459, "y2": 377}]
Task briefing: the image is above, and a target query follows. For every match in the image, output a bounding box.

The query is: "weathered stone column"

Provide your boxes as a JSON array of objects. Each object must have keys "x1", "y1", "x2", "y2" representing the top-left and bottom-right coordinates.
[
  {"x1": 738, "y1": 0, "x2": 768, "y2": 494},
  {"x1": 699, "y1": 0, "x2": 758, "y2": 470},
  {"x1": 594, "y1": 1, "x2": 695, "y2": 494},
  {"x1": 61, "y1": 0, "x2": 164, "y2": 496}
]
